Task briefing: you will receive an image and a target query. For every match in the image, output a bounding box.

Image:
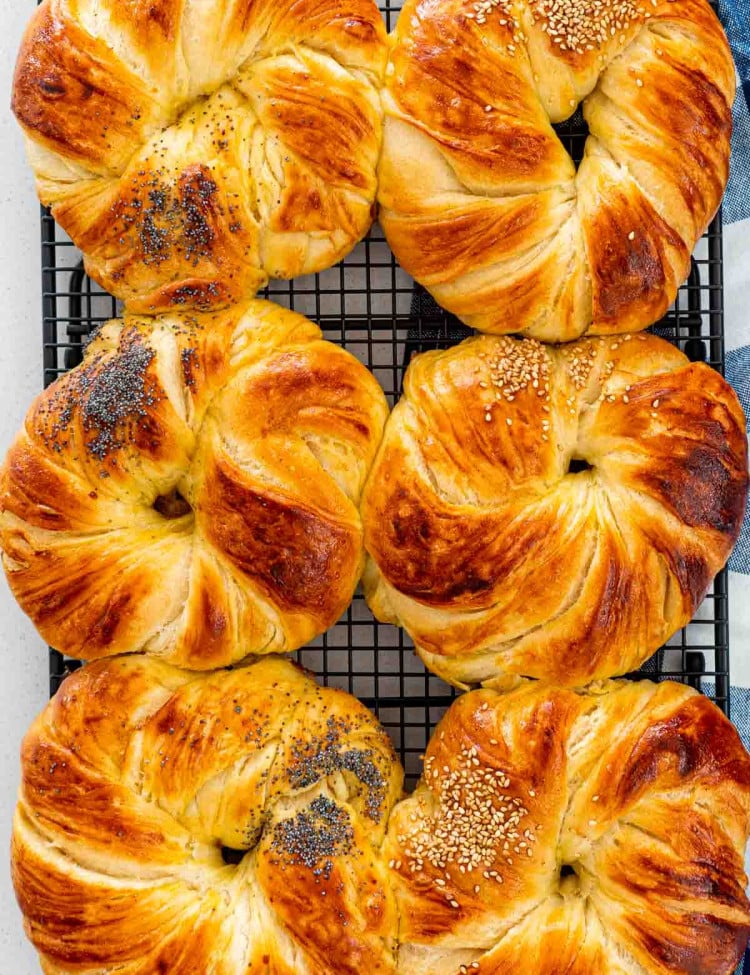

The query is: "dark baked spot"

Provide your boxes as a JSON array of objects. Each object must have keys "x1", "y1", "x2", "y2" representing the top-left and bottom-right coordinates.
[
  {"x1": 625, "y1": 844, "x2": 745, "y2": 908},
  {"x1": 91, "y1": 590, "x2": 133, "y2": 646},
  {"x1": 639, "y1": 444, "x2": 747, "y2": 536},
  {"x1": 39, "y1": 77, "x2": 65, "y2": 98},
  {"x1": 369, "y1": 484, "x2": 511, "y2": 606},
  {"x1": 144, "y1": 0, "x2": 178, "y2": 38},
  {"x1": 204, "y1": 456, "x2": 357, "y2": 616},
  {"x1": 593, "y1": 224, "x2": 664, "y2": 318},
  {"x1": 629, "y1": 911, "x2": 748, "y2": 975},
  {"x1": 616, "y1": 697, "x2": 750, "y2": 810},
  {"x1": 204, "y1": 587, "x2": 227, "y2": 638},
  {"x1": 12, "y1": 6, "x2": 151, "y2": 162}
]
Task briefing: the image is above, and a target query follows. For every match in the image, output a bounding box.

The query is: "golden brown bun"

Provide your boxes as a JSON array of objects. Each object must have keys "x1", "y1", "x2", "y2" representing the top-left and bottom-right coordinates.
[
  {"x1": 379, "y1": 0, "x2": 735, "y2": 340},
  {"x1": 0, "y1": 299, "x2": 388, "y2": 667},
  {"x1": 361, "y1": 333, "x2": 748, "y2": 686},
  {"x1": 12, "y1": 654, "x2": 403, "y2": 975},
  {"x1": 387, "y1": 679, "x2": 750, "y2": 975},
  {"x1": 12, "y1": 0, "x2": 387, "y2": 312}
]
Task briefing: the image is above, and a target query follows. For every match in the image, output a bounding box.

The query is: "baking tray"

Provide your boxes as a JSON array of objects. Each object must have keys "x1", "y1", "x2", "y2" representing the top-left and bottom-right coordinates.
[{"x1": 40, "y1": 0, "x2": 730, "y2": 787}]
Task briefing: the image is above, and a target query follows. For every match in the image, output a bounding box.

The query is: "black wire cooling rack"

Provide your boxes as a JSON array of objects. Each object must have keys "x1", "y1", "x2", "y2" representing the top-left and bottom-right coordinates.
[{"x1": 41, "y1": 1, "x2": 730, "y2": 786}]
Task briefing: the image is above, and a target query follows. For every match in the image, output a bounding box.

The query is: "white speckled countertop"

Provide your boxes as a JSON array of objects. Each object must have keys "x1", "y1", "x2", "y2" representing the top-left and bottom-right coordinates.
[{"x1": 1, "y1": 1, "x2": 750, "y2": 969}]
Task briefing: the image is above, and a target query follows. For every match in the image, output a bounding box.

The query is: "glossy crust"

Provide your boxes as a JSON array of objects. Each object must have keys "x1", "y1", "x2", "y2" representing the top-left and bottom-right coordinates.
[
  {"x1": 12, "y1": 0, "x2": 387, "y2": 312},
  {"x1": 387, "y1": 679, "x2": 750, "y2": 975},
  {"x1": 379, "y1": 0, "x2": 735, "y2": 340},
  {"x1": 0, "y1": 299, "x2": 389, "y2": 667},
  {"x1": 12, "y1": 655, "x2": 403, "y2": 975},
  {"x1": 361, "y1": 333, "x2": 748, "y2": 686}
]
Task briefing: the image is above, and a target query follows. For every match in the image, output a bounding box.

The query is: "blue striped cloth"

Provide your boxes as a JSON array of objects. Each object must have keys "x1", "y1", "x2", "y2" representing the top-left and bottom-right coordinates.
[
  {"x1": 708, "y1": 6, "x2": 750, "y2": 969},
  {"x1": 710, "y1": 12, "x2": 749, "y2": 973},
  {"x1": 720, "y1": 0, "x2": 750, "y2": 225},
  {"x1": 728, "y1": 347, "x2": 750, "y2": 573},
  {"x1": 720, "y1": 0, "x2": 750, "y2": 581}
]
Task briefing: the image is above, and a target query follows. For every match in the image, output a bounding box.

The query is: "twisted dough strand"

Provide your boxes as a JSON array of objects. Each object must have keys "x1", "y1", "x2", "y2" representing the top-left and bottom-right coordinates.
[
  {"x1": 13, "y1": 655, "x2": 403, "y2": 975},
  {"x1": 0, "y1": 300, "x2": 389, "y2": 667},
  {"x1": 13, "y1": 0, "x2": 388, "y2": 311},
  {"x1": 378, "y1": 0, "x2": 735, "y2": 339},
  {"x1": 361, "y1": 332, "x2": 747, "y2": 686}
]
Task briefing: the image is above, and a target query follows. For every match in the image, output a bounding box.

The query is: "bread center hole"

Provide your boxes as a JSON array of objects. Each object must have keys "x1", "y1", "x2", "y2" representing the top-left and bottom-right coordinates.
[
  {"x1": 552, "y1": 109, "x2": 589, "y2": 169},
  {"x1": 559, "y1": 861, "x2": 587, "y2": 896},
  {"x1": 153, "y1": 488, "x2": 192, "y2": 519},
  {"x1": 567, "y1": 458, "x2": 593, "y2": 475},
  {"x1": 221, "y1": 846, "x2": 246, "y2": 866}
]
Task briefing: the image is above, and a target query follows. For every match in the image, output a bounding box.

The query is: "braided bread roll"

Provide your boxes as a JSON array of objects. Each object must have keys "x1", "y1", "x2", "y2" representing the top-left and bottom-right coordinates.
[
  {"x1": 12, "y1": 655, "x2": 403, "y2": 974},
  {"x1": 362, "y1": 333, "x2": 748, "y2": 686},
  {"x1": 379, "y1": 0, "x2": 735, "y2": 340},
  {"x1": 0, "y1": 300, "x2": 388, "y2": 667},
  {"x1": 12, "y1": 0, "x2": 387, "y2": 312},
  {"x1": 387, "y1": 679, "x2": 750, "y2": 975}
]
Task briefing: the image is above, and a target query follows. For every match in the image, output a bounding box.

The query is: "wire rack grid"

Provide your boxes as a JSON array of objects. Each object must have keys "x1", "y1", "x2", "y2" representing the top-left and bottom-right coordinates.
[{"x1": 41, "y1": 0, "x2": 729, "y2": 786}]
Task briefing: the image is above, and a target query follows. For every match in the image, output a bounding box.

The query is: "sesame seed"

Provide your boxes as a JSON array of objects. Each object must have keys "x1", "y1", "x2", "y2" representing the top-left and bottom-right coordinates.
[
  {"x1": 398, "y1": 743, "x2": 537, "y2": 888},
  {"x1": 628, "y1": 231, "x2": 636, "y2": 240},
  {"x1": 564, "y1": 340, "x2": 600, "y2": 390},
  {"x1": 528, "y1": 0, "x2": 645, "y2": 57},
  {"x1": 475, "y1": 337, "x2": 551, "y2": 437}
]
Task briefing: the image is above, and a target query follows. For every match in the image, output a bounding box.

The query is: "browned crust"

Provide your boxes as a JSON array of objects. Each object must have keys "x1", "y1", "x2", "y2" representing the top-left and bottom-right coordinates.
[
  {"x1": 201, "y1": 449, "x2": 362, "y2": 616},
  {"x1": 361, "y1": 334, "x2": 748, "y2": 686},
  {"x1": 378, "y1": 0, "x2": 735, "y2": 339},
  {"x1": 0, "y1": 301, "x2": 387, "y2": 664},
  {"x1": 388, "y1": 680, "x2": 750, "y2": 975},
  {"x1": 12, "y1": 655, "x2": 402, "y2": 974},
  {"x1": 12, "y1": 0, "x2": 387, "y2": 310}
]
